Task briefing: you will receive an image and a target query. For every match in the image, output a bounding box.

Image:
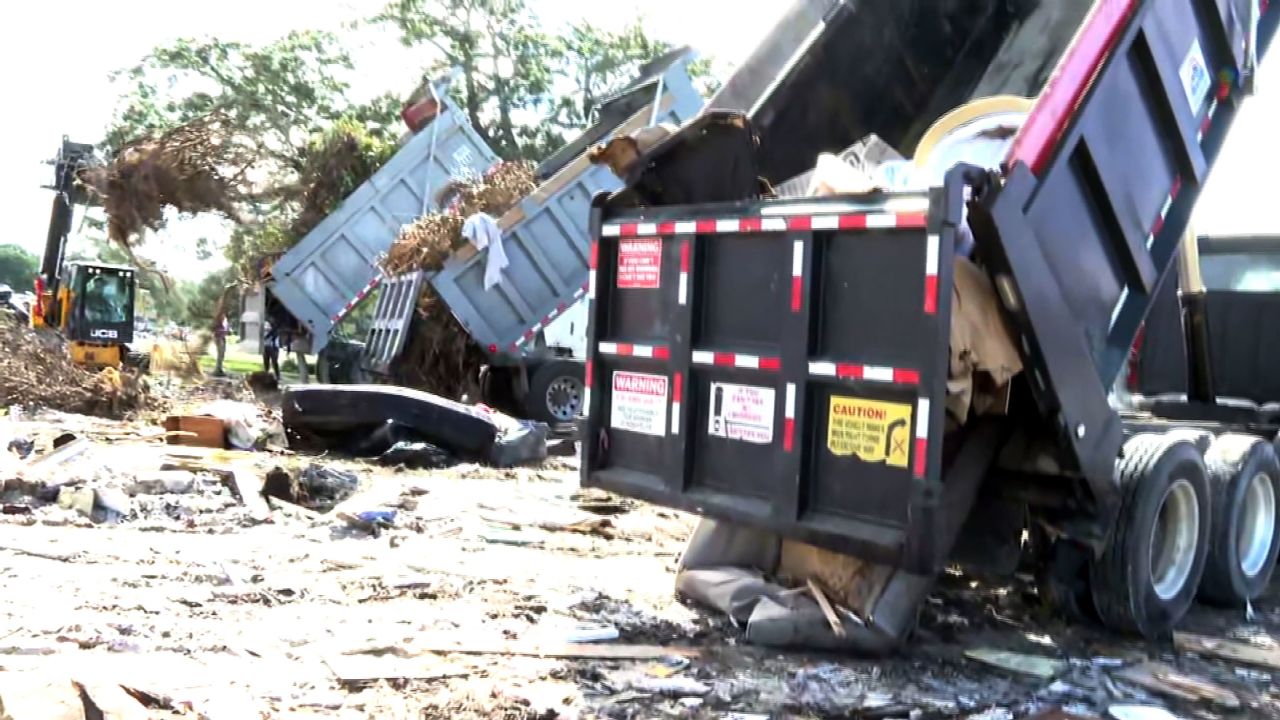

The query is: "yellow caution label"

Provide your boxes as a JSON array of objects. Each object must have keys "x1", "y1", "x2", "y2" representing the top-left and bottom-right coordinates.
[{"x1": 827, "y1": 396, "x2": 913, "y2": 468}]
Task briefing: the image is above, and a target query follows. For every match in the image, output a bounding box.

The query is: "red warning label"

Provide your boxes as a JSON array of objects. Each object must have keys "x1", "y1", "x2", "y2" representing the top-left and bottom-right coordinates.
[{"x1": 617, "y1": 239, "x2": 662, "y2": 289}]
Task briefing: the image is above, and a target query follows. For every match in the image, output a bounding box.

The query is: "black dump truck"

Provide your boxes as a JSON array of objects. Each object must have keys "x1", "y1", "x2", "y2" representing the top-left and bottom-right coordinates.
[{"x1": 580, "y1": 0, "x2": 1278, "y2": 652}]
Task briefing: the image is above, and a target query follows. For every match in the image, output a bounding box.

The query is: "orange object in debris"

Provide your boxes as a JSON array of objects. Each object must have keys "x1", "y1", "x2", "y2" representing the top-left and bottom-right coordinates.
[{"x1": 163, "y1": 416, "x2": 226, "y2": 449}]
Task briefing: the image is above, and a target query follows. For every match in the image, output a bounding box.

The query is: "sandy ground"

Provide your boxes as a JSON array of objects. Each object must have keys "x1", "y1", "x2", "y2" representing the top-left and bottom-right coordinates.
[{"x1": 1, "y1": 383, "x2": 1280, "y2": 719}]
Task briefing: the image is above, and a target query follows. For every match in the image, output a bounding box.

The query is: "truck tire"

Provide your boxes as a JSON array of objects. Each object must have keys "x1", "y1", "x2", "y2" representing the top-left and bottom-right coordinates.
[
  {"x1": 1164, "y1": 428, "x2": 1214, "y2": 455},
  {"x1": 1198, "y1": 434, "x2": 1280, "y2": 607},
  {"x1": 1090, "y1": 434, "x2": 1210, "y2": 637},
  {"x1": 524, "y1": 360, "x2": 584, "y2": 424}
]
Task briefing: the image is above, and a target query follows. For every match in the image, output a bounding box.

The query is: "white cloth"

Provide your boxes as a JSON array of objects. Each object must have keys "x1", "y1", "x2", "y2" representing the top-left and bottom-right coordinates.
[{"x1": 463, "y1": 212, "x2": 508, "y2": 290}]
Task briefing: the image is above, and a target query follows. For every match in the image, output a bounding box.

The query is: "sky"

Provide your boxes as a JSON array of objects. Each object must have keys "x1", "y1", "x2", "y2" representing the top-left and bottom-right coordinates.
[{"x1": 0, "y1": 1, "x2": 1276, "y2": 283}]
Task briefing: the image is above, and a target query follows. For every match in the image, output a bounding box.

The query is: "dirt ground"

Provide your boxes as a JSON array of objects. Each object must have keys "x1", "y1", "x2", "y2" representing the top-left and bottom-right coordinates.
[{"x1": 1, "y1": 380, "x2": 1279, "y2": 719}]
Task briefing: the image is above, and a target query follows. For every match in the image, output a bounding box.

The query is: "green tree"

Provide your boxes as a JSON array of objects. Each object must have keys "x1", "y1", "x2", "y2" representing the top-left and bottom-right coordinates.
[
  {"x1": 375, "y1": 0, "x2": 557, "y2": 160},
  {"x1": 0, "y1": 245, "x2": 39, "y2": 291},
  {"x1": 106, "y1": 33, "x2": 403, "y2": 281},
  {"x1": 187, "y1": 268, "x2": 242, "y2": 328},
  {"x1": 375, "y1": 3, "x2": 718, "y2": 161},
  {"x1": 106, "y1": 31, "x2": 360, "y2": 176}
]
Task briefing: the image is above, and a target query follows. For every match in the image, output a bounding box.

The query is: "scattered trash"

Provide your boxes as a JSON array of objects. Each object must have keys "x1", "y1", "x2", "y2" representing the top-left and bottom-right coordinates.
[
  {"x1": 967, "y1": 708, "x2": 1014, "y2": 720},
  {"x1": 56, "y1": 486, "x2": 95, "y2": 518},
  {"x1": 194, "y1": 400, "x2": 265, "y2": 450},
  {"x1": 1107, "y1": 705, "x2": 1180, "y2": 720},
  {"x1": 7, "y1": 437, "x2": 33, "y2": 459},
  {"x1": 126, "y1": 471, "x2": 196, "y2": 496},
  {"x1": 1174, "y1": 631, "x2": 1280, "y2": 670},
  {"x1": 1115, "y1": 661, "x2": 1240, "y2": 708},
  {"x1": 643, "y1": 656, "x2": 691, "y2": 678},
  {"x1": 964, "y1": 648, "x2": 1068, "y2": 680},
  {"x1": 618, "y1": 674, "x2": 710, "y2": 697},
  {"x1": 163, "y1": 415, "x2": 225, "y2": 449},
  {"x1": 562, "y1": 622, "x2": 620, "y2": 643},
  {"x1": 94, "y1": 487, "x2": 133, "y2": 518},
  {"x1": 378, "y1": 441, "x2": 454, "y2": 470}
]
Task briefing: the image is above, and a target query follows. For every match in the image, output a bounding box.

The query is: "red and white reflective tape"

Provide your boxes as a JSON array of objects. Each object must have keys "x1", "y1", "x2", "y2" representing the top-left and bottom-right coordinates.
[
  {"x1": 913, "y1": 398, "x2": 930, "y2": 479},
  {"x1": 512, "y1": 285, "x2": 590, "y2": 349},
  {"x1": 692, "y1": 350, "x2": 782, "y2": 372},
  {"x1": 1197, "y1": 98, "x2": 1219, "y2": 143},
  {"x1": 330, "y1": 276, "x2": 383, "y2": 323},
  {"x1": 597, "y1": 342, "x2": 671, "y2": 360},
  {"x1": 601, "y1": 211, "x2": 928, "y2": 238},
  {"x1": 583, "y1": 359, "x2": 593, "y2": 417},
  {"x1": 809, "y1": 361, "x2": 920, "y2": 386},
  {"x1": 790, "y1": 240, "x2": 804, "y2": 313},
  {"x1": 588, "y1": 240, "x2": 599, "y2": 300},
  {"x1": 671, "y1": 371, "x2": 683, "y2": 435},
  {"x1": 678, "y1": 241, "x2": 690, "y2": 306},
  {"x1": 783, "y1": 383, "x2": 797, "y2": 453},
  {"x1": 1146, "y1": 175, "x2": 1182, "y2": 248},
  {"x1": 924, "y1": 234, "x2": 940, "y2": 315}
]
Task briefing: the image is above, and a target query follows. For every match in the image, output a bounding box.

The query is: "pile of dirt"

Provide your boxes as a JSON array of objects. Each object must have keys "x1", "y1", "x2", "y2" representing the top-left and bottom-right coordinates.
[
  {"x1": 377, "y1": 162, "x2": 537, "y2": 399},
  {"x1": 80, "y1": 111, "x2": 252, "y2": 252},
  {"x1": 0, "y1": 315, "x2": 157, "y2": 418}
]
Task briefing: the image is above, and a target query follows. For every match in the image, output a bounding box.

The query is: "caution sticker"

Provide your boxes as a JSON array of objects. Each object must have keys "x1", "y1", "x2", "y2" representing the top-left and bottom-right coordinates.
[{"x1": 827, "y1": 395, "x2": 913, "y2": 468}]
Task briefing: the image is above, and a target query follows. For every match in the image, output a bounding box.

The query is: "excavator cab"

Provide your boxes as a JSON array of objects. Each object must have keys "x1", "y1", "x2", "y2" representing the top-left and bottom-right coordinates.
[{"x1": 58, "y1": 262, "x2": 136, "y2": 366}]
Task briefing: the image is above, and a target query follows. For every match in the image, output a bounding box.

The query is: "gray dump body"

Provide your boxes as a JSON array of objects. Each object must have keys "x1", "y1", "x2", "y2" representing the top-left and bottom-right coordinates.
[
  {"x1": 363, "y1": 52, "x2": 706, "y2": 372},
  {"x1": 267, "y1": 90, "x2": 500, "y2": 354}
]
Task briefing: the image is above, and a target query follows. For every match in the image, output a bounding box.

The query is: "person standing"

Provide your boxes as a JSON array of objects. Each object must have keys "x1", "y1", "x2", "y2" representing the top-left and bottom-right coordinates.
[
  {"x1": 212, "y1": 311, "x2": 230, "y2": 377},
  {"x1": 262, "y1": 320, "x2": 281, "y2": 380}
]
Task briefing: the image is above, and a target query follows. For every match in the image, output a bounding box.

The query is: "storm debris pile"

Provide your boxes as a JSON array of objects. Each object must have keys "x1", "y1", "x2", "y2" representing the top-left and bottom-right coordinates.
[
  {"x1": 378, "y1": 161, "x2": 537, "y2": 399},
  {"x1": 381, "y1": 161, "x2": 536, "y2": 275},
  {"x1": 79, "y1": 111, "x2": 253, "y2": 251},
  {"x1": 0, "y1": 315, "x2": 155, "y2": 418}
]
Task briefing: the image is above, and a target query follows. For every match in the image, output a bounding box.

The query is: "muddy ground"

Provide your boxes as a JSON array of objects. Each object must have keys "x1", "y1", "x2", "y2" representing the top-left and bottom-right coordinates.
[{"x1": 0, "y1": 380, "x2": 1278, "y2": 719}]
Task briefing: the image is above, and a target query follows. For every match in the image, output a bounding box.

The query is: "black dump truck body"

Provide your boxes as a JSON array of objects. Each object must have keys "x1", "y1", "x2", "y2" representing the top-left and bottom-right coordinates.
[{"x1": 582, "y1": 0, "x2": 1277, "y2": 646}]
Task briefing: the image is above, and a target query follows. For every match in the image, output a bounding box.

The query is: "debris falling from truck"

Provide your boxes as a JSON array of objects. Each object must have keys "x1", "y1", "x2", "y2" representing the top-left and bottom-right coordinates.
[
  {"x1": 381, "y1": 161, "x2": 536, "y2": 275},
  {"x1": 378, "y1": 161, "x2": 537, "y2": 399},
  {"x1": 79, "y1": 111, "x2": 253, "y2": 251}
]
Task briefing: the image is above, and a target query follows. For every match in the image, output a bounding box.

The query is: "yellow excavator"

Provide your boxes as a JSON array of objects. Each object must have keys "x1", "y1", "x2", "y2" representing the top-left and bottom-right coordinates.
[{"x1": 32, "y1": 138, "x2": 143, "y2": 369}]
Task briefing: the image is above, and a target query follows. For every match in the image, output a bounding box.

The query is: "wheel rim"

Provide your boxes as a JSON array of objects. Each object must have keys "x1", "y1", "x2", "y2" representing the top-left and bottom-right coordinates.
[
  {"x1": 545, "y1": 376, "x2": 583, "y2": 422},
  {"x1": 1149, "y1": 478, "x2": 1201, "y2": 601},
  {"x1": 1238, "y1": 472, "x2": 1277, "y2": 578}
]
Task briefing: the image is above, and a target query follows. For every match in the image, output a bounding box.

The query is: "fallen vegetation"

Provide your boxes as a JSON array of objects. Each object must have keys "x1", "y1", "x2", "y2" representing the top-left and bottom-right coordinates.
[
  {"x1": 0, "y1": 315, "x2": 156, "y2": 418},
  {"x1": 379, "y1": 162, "x2": 537, "y2": 399},
  {"x1": 80, "y1": 111, "x2": 253, "y2": 254}
]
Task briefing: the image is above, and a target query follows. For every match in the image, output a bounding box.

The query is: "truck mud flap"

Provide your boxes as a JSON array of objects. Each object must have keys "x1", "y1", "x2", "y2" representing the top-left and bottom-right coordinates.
[{"x1": 282, "y1": 384, "x2": 547, "y2": 467}]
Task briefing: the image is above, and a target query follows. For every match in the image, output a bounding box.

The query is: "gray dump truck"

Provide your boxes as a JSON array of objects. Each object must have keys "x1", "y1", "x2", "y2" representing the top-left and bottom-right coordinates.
[
  {"x1": 261, "y1": 50, "x2": 705, "y2": 423},
  {"x1": 581, "y1": 0, "x2": 1277, "y2": 653}
]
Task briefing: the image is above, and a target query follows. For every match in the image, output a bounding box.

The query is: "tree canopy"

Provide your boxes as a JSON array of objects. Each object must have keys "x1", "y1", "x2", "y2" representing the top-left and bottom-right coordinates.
[
  {"x1": 0, "y1": 245, "x2": 39, "y2": 292},
  {"x1": 103, "y1": 3, "x2": 715, "y2": 287}
]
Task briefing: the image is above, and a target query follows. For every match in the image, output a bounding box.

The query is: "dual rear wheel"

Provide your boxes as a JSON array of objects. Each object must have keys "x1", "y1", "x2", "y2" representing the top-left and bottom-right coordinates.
[{"x1": 1044, "y1": 432, "x2": 1280, "y2": 636}]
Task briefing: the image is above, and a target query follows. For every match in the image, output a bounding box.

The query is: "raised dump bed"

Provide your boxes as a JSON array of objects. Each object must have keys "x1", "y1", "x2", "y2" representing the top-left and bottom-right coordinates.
[{"x1": 582, "y1": 0, "x2": 1277, "y2": 649}]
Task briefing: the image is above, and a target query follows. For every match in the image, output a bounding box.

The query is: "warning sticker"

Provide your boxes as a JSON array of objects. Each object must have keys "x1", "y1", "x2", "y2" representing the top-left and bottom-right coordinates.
[
  {"x1": 1179, "y1": 39, "x2": 1211, "y2": 112},
  {"x1": 708, "y1": 382, "x2": 776, "y2": 445},
  {"x1": 827, "y1": 395, "x2": 913, "y2": 468},
  {"x1": 617, "y1": 239, "x2": 662, "y2": 289},
  {"x1": 610, "y1": 371, "x2": 669, "y2": 437}
]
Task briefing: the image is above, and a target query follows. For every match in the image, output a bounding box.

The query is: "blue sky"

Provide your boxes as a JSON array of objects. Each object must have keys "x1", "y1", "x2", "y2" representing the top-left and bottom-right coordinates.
[{"x1": 1, "y1": 1, "x2": 1276, "y2": 282}]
